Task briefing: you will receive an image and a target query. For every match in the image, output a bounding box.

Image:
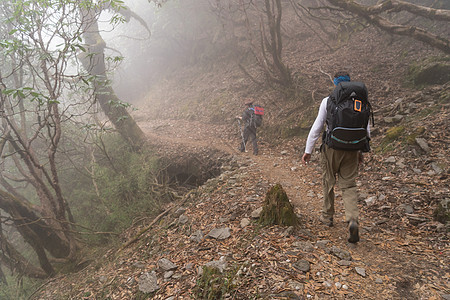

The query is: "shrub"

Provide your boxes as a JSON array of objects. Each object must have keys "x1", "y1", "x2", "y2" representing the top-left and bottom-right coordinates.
[{"x1": 63, "y1": 134, "x2": 168, "y2": 240}]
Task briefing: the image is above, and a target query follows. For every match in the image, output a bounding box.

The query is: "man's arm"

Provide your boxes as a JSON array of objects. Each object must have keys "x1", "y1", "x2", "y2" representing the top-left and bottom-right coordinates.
[
  {"x1": 302, "y1": 98, "x2": 328, "y2": 164},
  {"x1": 241, "y1": 109, "x2": 250, "y2": 122}
]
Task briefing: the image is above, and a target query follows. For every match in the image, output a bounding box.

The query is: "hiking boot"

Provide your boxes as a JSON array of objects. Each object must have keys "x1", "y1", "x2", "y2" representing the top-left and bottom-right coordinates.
[
  {"x1": 319, "y1": 215, "x2": 333, "y2": 227},
  {"x1": 348, "y1": 219, "x2": 360, "y2": 243}
]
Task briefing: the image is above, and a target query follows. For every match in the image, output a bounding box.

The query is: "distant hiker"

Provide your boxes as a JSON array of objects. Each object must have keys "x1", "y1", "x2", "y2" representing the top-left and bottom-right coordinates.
[
  {"x1": 301, "y1": 71, "x2": 373, "y2": 243},
  {"x1": 236, "y1": 99, "x2": 263, "y2": 155}
]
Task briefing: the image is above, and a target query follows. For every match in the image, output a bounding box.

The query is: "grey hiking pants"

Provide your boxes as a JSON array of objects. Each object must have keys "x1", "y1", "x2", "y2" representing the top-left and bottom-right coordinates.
[
  {"x1": 321, "y1": 144, "x2": 359, "y2": 222},
  {"x1": 240, "y1": 126, "x2": 258, "y2": 155}
]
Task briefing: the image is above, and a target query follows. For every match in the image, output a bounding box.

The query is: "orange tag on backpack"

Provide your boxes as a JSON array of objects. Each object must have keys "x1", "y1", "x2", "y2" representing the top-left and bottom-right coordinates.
[{"x1": 354, "y1": 100, "x2": 362, "y2": 112}]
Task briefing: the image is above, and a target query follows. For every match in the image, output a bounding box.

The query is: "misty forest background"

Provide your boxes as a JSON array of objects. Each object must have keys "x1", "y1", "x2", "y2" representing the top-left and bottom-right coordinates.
[{"x1": 0, "y1": 0, "x2": 449, "y2": 298}]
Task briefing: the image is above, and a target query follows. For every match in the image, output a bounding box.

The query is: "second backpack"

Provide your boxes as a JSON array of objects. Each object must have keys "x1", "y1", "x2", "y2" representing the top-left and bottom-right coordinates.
[{"x1": 250, "y1": 105, "x2": 264, "y2": 127}]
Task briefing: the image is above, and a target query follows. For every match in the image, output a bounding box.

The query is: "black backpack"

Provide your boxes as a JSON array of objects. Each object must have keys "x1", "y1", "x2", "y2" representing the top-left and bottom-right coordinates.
[
  {"x1": 324, "y1": 81, "x2": 373, "y2": 152},
  {"x1": 249, "y1": 105, "x2": 264, "y2": 128}
]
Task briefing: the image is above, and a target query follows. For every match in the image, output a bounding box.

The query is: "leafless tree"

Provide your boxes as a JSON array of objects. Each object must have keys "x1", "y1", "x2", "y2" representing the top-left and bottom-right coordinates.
[
  {"x1": 260, "y1": 0, "x2": 293, "y2": 87},
  {"x1": 211, "y1": 0, "x2": 293, "y2": 91}
]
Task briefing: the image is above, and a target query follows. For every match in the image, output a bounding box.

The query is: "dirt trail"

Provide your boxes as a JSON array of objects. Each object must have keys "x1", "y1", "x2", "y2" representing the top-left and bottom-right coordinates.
[
  {"x1": 135, "y1": 115, "x2": 449, "y2": 299},
  {"x1": 34, "y1": 114, "x2": 448, "y2": 299}
]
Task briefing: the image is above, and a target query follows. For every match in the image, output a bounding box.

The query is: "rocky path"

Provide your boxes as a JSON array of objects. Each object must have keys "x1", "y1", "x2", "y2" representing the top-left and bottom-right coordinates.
[
  {"x1": 35, "y1": 113, "x2": 449, "y2": 300},
  {"x1": 131, "y1": 115, "x2": 449, "y2": 300}
]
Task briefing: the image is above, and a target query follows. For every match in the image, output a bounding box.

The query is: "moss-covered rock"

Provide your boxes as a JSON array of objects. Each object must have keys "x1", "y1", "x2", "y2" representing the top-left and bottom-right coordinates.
[
  {"x1": 408, "y1": 57, "x2": 450, "y2": 86},
  {"x1": 193, "y1": 266, "x2": 232, "y2": 299},
  {"x1": 376, "y1": 125, "x2": 406, "y2": 153},
  {"x1": 434, "y1": 199, "x2": 450, "y2": 224},
  {"x1": 406, "y1": 126, "x2": 426, "y2": 145},
  {"x1": 385, "y1": 126, "x2": 405, "y2": 142},
  {"x1": 259, "y1": 184, "x2": 299, "y2": 227}
]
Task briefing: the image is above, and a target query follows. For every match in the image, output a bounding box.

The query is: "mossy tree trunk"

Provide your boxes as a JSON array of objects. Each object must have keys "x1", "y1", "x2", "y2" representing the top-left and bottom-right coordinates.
[
  {"x1": 79, "y1": 5, "x2": 147, "y2": 152},
  {"x1": 259, "y1": 184, "x2": 299, "y2": 226}
]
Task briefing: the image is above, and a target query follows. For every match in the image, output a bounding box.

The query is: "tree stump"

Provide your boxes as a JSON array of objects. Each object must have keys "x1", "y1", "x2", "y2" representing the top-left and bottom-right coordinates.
[{"x1": 259, "y1": 184, "x2": 299, "y2": 226}]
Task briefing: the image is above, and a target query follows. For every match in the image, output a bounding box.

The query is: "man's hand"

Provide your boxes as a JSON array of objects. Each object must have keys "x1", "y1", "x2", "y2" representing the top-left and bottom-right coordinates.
[
  {"x1": 302, "y1": 153, "x2": 311, "y2": 165},
  {"x1": 236, "y1": 116, "x2": 242, "y2": 120}
]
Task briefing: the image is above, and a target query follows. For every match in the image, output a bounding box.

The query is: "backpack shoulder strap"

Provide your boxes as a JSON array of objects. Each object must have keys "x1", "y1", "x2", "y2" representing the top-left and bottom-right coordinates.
[{"x1": 325, "y1": 95, "x2": 334, "y2": 121}]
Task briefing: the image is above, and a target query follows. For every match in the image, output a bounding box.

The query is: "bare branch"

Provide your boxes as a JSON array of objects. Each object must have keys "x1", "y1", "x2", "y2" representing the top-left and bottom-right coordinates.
[
  {"x1": 326, "y1": 0, "x2": 450, "y2": 54},
  {"x1": 289, "y1": 0, "x2": 334, "y2": 51},
  {"x1": 368, "y1": 0, "x2": 450, "y2": 22}
]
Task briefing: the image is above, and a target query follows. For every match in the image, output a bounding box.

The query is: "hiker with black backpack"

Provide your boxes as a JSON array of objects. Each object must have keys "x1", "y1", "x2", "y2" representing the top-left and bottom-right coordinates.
[
  {"x1": 302, "y1": 71, "x2": 373, "y2": 244},
  {"x1": 236, "y1": 99, "x2": 263, "y2": 155}
]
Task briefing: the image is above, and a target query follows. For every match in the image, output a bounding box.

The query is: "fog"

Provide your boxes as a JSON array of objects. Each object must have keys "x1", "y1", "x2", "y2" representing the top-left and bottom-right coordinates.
[
  {"x1": 99, "y1": 0, "x2": 220, "y2": 104},
  {"x1": 0, "y1": 0, "x2": 448, "y2": 292},
  {"x1": 99, "y1": 0, "x2": 450, "y2": 105},
  {"x1": 97, "y1": 1, "x2": 154, "y2": 103}
]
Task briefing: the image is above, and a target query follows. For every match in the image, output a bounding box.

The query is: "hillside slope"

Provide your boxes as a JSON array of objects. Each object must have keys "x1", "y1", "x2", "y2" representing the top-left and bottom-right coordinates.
[
  {"x1": 34, "y1": 98, "x2": 449, "y2": 299},
  {"x1": 34, "y1": 12, "x2": 449, "y2": 300}
]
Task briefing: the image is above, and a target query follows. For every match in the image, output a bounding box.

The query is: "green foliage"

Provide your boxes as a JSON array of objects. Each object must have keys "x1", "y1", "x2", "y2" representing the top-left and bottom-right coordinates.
[
  {"x1": 400, "y1": 50, "x2": 409, "y2": 60},
  {"x1": 259, "y1": 184, "x2": 299, "y2": 227},
  {"x1": 207, "y1": 94, "x2": 230, "y2": 124},
  {"x1": 440, "y1": 88, "x2": 450, "y2": 103},
  {"x1": 63, "y1": 134, "x2": 167, "y2": 240},
  {"x1": 95, "y1": 144, "x2": 163, "y2": 231},
  {"x1": 416, "y1": 104, "x2": 442, "y2": 119},
  {"x1": 1, "y1": 86, "x2": 56, "y2": 106},
  {"x1": 261, "y1": 103, "x2": 314, "y2": 143},
  {"x1": 193, "y1": 266, "x2": 235, "y2": 300},
  {"x1": 106, "y1": 55, "x2": 124, "y2": 64},
  {"x1": 0, "y1": 276, "x2": 42, "y2": 300},
  {"x1": 263, "y1": 124, "x2": 309, "y2": 141}
]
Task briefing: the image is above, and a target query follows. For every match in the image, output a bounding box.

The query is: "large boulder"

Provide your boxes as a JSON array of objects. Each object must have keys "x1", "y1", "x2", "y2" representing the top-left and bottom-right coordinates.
[{"x1": 408, "y1": 59, "x2": 450, "y2": 86}]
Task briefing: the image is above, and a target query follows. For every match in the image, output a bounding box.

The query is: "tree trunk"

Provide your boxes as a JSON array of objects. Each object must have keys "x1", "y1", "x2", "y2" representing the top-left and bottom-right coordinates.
[
  {"x1": 0, "y1": 265, "x2": 7, "y2": 285},
  {"x1": 0, "y1": 216, "x2": 49, "y2": 278},
  {"x1": 0, "y1": 238, "x2": 49, "y2": 279},
  {"x1": 2, "y1": 132, "x2": 77, "y2": 260},
  {"x1": 0, "y1": 190, "x2": 71, "y2": 259},
  {"x1": 79, "y1": 7, "x2": 147, "y2": 151},
  {"x1": 262, "y1": 0, "x2": 293, "y2": 87}
]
